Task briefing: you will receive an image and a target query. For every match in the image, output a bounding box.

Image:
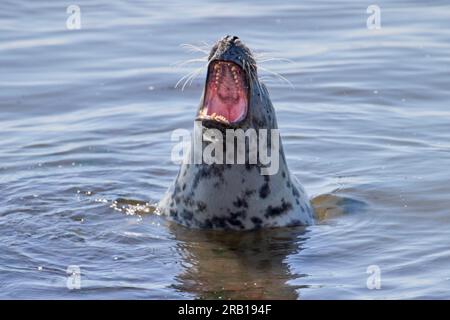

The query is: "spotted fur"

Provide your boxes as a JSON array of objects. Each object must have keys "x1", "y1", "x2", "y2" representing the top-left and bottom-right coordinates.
[{"x1": 158, "y1": 36, "x2": 314, "y2": 230}]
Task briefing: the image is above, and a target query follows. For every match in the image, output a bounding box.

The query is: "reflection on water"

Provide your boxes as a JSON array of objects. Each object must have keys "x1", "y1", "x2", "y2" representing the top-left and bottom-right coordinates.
[
  {"x1": 171, "y1": 224, "x2": 308, "y2": 300},
  {"x1": 109, "y1": 193, "x2": 355, "y2": 300}
]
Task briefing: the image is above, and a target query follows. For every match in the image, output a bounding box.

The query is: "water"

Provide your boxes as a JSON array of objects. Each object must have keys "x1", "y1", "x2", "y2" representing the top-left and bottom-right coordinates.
[{"x1": 1, "y1": 0, "x2": 450, "y2": 299}]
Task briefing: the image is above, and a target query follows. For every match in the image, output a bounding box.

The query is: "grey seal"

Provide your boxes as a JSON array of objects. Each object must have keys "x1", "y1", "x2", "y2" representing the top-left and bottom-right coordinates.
[{"x1": 158, "y1": 35, "x2": 314, "y2": 230}]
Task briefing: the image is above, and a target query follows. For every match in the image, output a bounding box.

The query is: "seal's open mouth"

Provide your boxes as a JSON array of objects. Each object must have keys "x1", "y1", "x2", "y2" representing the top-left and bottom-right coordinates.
[{"x1": 198, "y1": 60, "x2": 249, "y2": 125}]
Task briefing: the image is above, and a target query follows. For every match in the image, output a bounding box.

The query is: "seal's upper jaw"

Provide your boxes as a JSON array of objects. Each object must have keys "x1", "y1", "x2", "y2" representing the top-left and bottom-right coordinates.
[
  {"x1": 198, "y1": 60, "x2": 249, "y2": 126},
  {"x1": 197, "y1": 36, "x2": 253, "y2": 127}
]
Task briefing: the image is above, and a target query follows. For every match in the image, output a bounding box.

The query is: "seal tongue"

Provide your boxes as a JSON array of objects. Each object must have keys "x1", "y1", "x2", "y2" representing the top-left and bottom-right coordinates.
[{"x1": 202, "y1": 61, "x2": 248, "y2": 123}]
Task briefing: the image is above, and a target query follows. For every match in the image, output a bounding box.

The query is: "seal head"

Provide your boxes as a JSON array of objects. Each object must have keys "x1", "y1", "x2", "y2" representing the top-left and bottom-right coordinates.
[
  {"x1": 197, "y1": 35, "x2": 273, "y2": 132},
  {"x1": 158, "y1": 35, "x2": 314, "y2": 230}
]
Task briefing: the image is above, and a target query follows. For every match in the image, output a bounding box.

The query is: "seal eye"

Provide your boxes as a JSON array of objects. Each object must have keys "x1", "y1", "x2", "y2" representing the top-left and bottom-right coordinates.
[{"x1": 199, "y1": 60, "x2": 249, "y2": 125}]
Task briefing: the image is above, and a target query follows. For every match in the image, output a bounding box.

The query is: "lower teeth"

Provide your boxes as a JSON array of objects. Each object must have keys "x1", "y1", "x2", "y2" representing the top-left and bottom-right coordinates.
[
  {"x1": 215, "y1": 115, "x2": 229, "y2": 123},
  {"x1": 200, "y1": 111, "x2": 229, "y2": 124}
]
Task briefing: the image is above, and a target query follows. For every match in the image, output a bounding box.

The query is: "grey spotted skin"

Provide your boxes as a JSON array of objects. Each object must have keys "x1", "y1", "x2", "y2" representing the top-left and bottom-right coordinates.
[{"x1": 158, "y1": 35, "x2": 314, "y2": 230}]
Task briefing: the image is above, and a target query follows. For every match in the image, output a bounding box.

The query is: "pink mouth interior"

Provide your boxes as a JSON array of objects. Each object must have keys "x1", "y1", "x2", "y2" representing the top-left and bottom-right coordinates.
[{"x1": 201, "y1": 61, "x2": 248, "y2": 124}]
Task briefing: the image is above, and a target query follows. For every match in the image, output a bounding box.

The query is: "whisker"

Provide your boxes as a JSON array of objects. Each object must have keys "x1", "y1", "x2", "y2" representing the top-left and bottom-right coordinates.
[
  {"x1": 182, "y1": 66, "x2": 206, "y2": 91},
  {"x1": 175, "y1": 71, "x2": 196, "y2": 89},
  {"x1": 257, "y1": 57, "x2": 295, "y2": 64},
  {"x1": 244, "y1": 59, "x2": 263, "y2": 101},
  {"x1": 253, "y1": 52, "x2": 275, "y2": 60},
  {"x1": 200, "y1": 41, "x2": 211, "y2": 48},
  {"x1": 175, "y1": 66, "x2": 204, "y2": 90},
  {"x1": 172, "y1": 57, "x2": 208, "y2": 68},
  {"x1": 177, "y1": 59, "x2": 211, "y2": 91},
  {"x1": 180, "y1": 43, "x2": 209, "y2": 54},
  {"x1": 174, "y1": 41, "x2": 213, "y2": 91},
  {"x1": 258, "y1": 66, "x2": 294, "y2": 89},
  {"x1": 259, "y1": 76, "x2": 277, "y2": 82}
]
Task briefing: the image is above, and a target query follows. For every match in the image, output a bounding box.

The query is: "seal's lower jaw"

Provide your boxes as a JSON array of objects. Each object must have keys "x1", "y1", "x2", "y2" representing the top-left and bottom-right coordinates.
[{"x1": 198, "y1": 60, "x2": 249, "y2": 127}]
